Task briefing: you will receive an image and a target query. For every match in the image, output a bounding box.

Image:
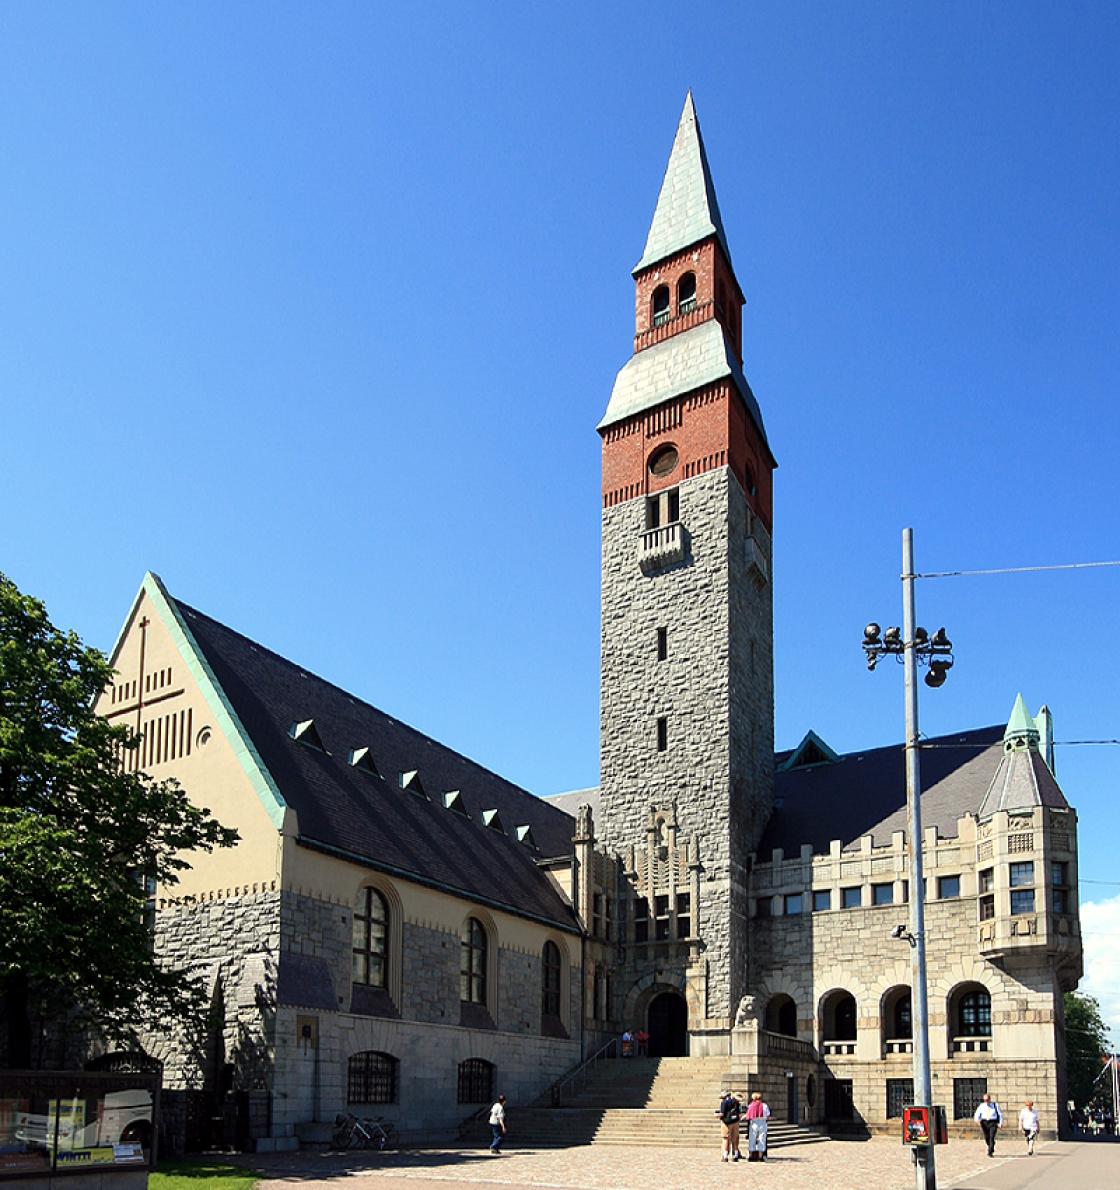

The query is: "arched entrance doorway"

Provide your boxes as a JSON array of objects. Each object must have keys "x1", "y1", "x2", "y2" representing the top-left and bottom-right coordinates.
[{"x1": 647, "y1": 991, "x2": 688, "y2": 1056}]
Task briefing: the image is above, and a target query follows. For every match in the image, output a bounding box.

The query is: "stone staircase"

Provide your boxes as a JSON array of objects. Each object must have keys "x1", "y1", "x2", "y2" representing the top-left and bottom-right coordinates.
[{"x1": 462, "y1": 1056, "x2": 829, "y2": 1150}]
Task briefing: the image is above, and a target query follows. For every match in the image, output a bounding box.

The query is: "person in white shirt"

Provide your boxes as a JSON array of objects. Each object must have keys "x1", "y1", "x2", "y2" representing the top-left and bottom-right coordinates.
[
  {"x1": 1018, "y1": 1100, "x2": 1040, "y2": 1155},
  {"x1": 488, "y1": 1094, "x2": 506, "y2": 1154},
  {"x1": 973, "y1": 1093, "x2": 1003, "y2": 1157}
]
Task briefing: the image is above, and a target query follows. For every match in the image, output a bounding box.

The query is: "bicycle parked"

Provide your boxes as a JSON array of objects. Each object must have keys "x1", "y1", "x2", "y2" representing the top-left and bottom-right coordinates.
[{"x1": 332, "y1": 1112, "x2": 398, "y2": 1150}]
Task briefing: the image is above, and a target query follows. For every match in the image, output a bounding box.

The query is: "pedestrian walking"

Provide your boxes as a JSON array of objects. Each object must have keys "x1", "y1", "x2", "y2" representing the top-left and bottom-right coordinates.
[
  {"x1": 715, "y1": 1089, "x2": 742, "y2": 1162},
  {"x1": 622, "y1": 1028, "x2": 634, "y2": 1057},
  {"x1": 745, "y1": 1091, "x2": 771, "y2": 1161},
  {"x1": 488, "y1": 1093, "x2": 506, "y2": 1154},
  {"x1": 1018, "y1": 1100, "x2": 1039, "y2": 1156},
  {"x1": 973, "y1": 1092, "x2": 1003, "y2": 1157}
]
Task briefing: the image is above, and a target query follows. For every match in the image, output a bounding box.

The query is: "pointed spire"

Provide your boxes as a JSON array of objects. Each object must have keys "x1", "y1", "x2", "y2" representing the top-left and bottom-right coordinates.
[
  {"x1": 1004, "y1": 693, "x2": 1040, "y2": 752},
  {"x1": 633, "y1": 91, "x2": 734, "y2": 275}
]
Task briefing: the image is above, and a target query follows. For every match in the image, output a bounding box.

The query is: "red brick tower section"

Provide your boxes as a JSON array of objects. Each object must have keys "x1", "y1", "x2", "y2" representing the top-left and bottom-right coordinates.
[{"x1": 601, "y1": 237, "x2": 774, "y2": 529}]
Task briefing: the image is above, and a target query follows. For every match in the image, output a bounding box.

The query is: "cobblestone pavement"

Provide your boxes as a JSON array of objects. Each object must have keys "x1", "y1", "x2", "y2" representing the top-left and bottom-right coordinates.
[{"x1": 238, "y1": 1137, "x2": 1105, "y2": 1190}]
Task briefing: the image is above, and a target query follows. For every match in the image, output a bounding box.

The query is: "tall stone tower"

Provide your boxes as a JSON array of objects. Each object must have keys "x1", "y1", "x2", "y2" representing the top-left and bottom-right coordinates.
[{"x1": 598, "y1": 94, "x2": 776, "y2": 1033}]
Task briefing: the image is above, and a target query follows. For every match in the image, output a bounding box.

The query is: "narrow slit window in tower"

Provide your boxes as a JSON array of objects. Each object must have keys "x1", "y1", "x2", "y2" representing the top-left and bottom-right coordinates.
[
  {"x1": 656, "y1": 716, "x2": 668, "y2": 752},
  {"x1": 657, "y1": 627, "x2": 667, "y2": 661}
]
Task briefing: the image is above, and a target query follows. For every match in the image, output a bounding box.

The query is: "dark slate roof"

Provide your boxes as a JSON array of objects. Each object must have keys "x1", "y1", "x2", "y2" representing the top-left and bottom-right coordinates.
[
  {"x1": 761, "y1": 725, "x2": 1006, "y2": 858},
  {"x1": 174, "y1": 596, "x2": 580, "y2": 932},
  {"x1": 977, "y1": 747, "x2": 1070, "y2": 818}
]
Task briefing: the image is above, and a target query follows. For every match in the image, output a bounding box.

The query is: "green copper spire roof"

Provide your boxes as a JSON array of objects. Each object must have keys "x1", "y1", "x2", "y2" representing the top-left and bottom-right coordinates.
[
  {"x1": 1004, "y1": 693, "x2": 1041, "y2": 751},
  {"x1": 633, "y1": 91, "x2": 734, "y2": 276}
]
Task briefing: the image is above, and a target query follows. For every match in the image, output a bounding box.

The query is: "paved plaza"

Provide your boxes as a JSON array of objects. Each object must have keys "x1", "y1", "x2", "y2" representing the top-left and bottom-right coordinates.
[{"x1": 239, "y1": 1138, "x2": 1119, "y2": 1190}]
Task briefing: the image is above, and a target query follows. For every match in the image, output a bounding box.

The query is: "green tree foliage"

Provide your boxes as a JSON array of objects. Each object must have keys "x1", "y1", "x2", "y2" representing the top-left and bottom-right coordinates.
[
  {"x1": 1064, "y1": 991, "x2": 1112, "y2": 1108},
  {"x1": 0, "y1": 572, "x2": 238, "y2": 1066}
]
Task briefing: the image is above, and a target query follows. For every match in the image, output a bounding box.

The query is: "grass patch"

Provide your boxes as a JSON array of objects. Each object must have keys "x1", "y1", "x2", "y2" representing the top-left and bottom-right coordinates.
[{"x1": 151, "y1": 1160, "x2": 260, "y2": 1190}]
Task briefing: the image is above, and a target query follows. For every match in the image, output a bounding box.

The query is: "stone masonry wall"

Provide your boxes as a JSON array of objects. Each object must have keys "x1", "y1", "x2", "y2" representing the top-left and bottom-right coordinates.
[
  {"x1": 147, "y1": 889, "x2": 282, "y2": 1091},
  {"x1": 749, "y1": 881, "x2": 1065, "y2": 1132},
  {"x1": 600, "y1": 467, "x2": 771, "y2": 1021}
]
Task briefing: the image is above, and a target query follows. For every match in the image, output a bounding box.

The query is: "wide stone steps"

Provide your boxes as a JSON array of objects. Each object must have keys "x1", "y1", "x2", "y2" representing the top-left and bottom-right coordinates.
[
  {"x1": 459, "y1": 1056, "x2": 828, "y2": 1151},
  {"x1": 465, "y1": 1108, "x2": 829, "y2": 1149}
]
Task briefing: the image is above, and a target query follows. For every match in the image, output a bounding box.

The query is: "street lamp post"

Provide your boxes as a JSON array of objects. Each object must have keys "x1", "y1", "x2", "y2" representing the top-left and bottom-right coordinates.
[{"x1": 863, "y1": 528, "x2": 954, "y2": 1190}]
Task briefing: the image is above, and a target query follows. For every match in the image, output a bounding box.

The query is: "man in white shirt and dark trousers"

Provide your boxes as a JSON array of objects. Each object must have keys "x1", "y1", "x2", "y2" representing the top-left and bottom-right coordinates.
[
  {"x1": 1018, "y1": 1100, "x2": 1040, "y2": 1155},
  {"x1": 974, "y1": 1093, "x2": 1003, "y2": 1157}
]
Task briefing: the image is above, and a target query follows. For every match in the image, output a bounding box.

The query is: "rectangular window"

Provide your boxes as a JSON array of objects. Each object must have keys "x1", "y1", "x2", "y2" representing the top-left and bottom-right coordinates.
[
  {"x1": 978, "y1": 867, "x2": 994, "y2": 894},
  {"x1": 784, "y1": 893, "x2": 803, "y2": 916},
  {"x1": 979, "y1": 895, "x2": 995, "y2": 921},
  {"x1": 634, "y1": 897, "x2": 649, "y2": 943},
  {"x1": 953, "y1": 1078, "x2": 987, "y2": 1120},
  {"x1": 813, "y1": 889, "x2": 832, "y2": 912},
  {"x1": 657, "y1": 627, "x2": 668, "y2": 661},
  {"x1": 592, "y1": 893, "x2": 603, "y2": 939},
  {"x1": 1051, "y1": 861, "x2": 1068, "y2": 887},
  {"x1": 1009, "y1": 861, "x2": 1034, "y2": 888},
  {"x1": 1010, "y1": 889, "x2": 1035, "y2": 915},
  {"x1": 755, "y1": 896, "x2": 773, "y2": 918},
  {"x1": 841, "y1": 886, "x2": 862, "y2": 910},
  {"x1": 886, "y1": 1078, "x2": 914, "y2": 1119},
  {"x1": 938, "y1": 875, "x2": 960, "y2": 900},
  {"x1": 901, "y1": 880, "x2": 908, "y2": 904},
  {"x1": 645, "y1": 488, "x2": 680, "y2": 529},
  {"x1": 654, "y1": 894, "x2": 670, "y2": 941},
  {"x1": 604, "y1": 895, "x2": 613, "y2": 942},
  {"x1": 872, "y1": 883, "x2": 894, "y2": 907},
  {"x1": 676, "y1": 893, "x2": 691, "y2": 938},
  {"x1": 656, "y1": 716, "x2": 668, "y2": 752},
  {"x1": 1052, "y1": 888, "x2": 1070, "y2": 915}
]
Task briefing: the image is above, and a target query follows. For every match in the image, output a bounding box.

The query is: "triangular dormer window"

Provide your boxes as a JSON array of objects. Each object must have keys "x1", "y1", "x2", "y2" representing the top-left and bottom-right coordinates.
[
  {"x1": 348, "y1": 747, "x2": 380, "y2": 776},
  {"x1": 288, "y1": 720, "x2": 327, "y2": 752},
  {"x1": 778, "y1": 730, "x2": 838, "y2": 772},
  {"x1": 443, "y1": 790, "x2": 469, "y2": 817},
  {"x1": 515, "y1": 824, "x2": 537, "y2": 849},
  {"x1": 399, "y1": 770, "x2": 427, "y2": 799},
  {"x1": 482, "y1": 809, "x2": 505, "y2": 834}
]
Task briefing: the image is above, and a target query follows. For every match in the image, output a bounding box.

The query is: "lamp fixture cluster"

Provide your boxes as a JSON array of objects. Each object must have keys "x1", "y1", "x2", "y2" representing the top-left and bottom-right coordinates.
[{"x1": 862, "y1": 623, "x2": 955, "y2": 688}]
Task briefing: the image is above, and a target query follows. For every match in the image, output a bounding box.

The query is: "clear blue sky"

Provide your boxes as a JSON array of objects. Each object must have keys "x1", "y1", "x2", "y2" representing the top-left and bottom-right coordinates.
[{"x1": 3, "y1": 4, "x2": 1118, "y2": 1034}]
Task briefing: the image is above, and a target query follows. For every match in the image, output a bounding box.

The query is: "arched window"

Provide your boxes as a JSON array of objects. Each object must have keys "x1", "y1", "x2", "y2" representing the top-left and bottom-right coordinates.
[
  {"x1": 677, "y1": 272, "x2": 697, "y2": 314},
  {"x1": 347, "y1": 1051, "x2": 398, "y2": 1104},
  {"x1": 353, "y1": 887, "x2": 389, "y2": 988},
  {"x1": 652, "y1": 285, "x2": 670, "y2": 327},
  {"x1": 457, "y1": 1058, "x2": 495, "y2": 1104},
  {"x1": 821, "y1": 990, "x2": 857, "y2": 1041},
  {"x1": 541, "y1": 941, "x2": 562, "y2": 1019},
  {"x1": 893, "y1": 995, "x2": 912, "y2": 1039},
  {"x1": 958, "y1": 989, "x2": 991, "y2": 1037},
  {"x1": 764, "y1": 994, "x2": 797, "y2": 1037},
  {"x1": 460, "y1": 917, "x2": 488, "y2": 1004},
  {"x1": 835, "y1": 995, "x2": 857, "y2": 1040}
]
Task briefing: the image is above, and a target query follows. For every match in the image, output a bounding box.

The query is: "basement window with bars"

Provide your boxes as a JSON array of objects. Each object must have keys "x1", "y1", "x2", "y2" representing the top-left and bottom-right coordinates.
[
  {"x1": 347, "y1": 1051, "x2": 398, "y2": 1105},
  {"x1": 886, "y1": 1078, "x2": 914, "y2": 1119},
  {"x1": 953, "y1": 1078, "x2": 987, "y2": 1120},
  {"x1": 458, "y1": 1058, "x2": 495, "y2": 1104}
]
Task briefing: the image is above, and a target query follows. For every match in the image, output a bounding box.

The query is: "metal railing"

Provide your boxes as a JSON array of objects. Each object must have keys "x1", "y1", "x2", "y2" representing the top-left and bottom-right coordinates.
[{"x1": 537, "y1": 1037, "x2": 619, "y2": 1107}]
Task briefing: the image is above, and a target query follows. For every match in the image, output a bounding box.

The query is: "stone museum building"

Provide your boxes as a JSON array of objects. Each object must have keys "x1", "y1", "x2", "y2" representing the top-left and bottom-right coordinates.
[{"x1": 94, "y1": 95, "x2": 1082, "y2": 1147}]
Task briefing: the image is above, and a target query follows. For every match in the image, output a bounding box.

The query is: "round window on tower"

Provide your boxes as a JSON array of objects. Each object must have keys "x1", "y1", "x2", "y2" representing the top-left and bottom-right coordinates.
[{"x1": 648, "y1": 445, "x2": 679, "y2": 478}]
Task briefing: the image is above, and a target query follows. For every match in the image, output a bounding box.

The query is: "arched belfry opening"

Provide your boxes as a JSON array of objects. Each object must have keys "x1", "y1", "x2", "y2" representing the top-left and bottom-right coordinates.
[{"x1": 647, "y1": 989, "x2": 688, "y2": 1057}]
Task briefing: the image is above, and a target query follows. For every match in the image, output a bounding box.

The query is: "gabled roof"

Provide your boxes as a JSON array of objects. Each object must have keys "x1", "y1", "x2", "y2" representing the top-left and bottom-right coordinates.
[
  {"x1": 633, "y1": 92, "x2": 734, "y2": 276},
  {"x1": 164, "y1": 588, "x2": 580, "y2": 932},
  {"x1": 763, "y1": 725, "x2": 1007, "y2": 856},
  {"x1": 597, "y1": 318, "x2": 769, "y2": 448},
  {"x1": 778, "y1": 729, "x2": 839, "y2": 772}
]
